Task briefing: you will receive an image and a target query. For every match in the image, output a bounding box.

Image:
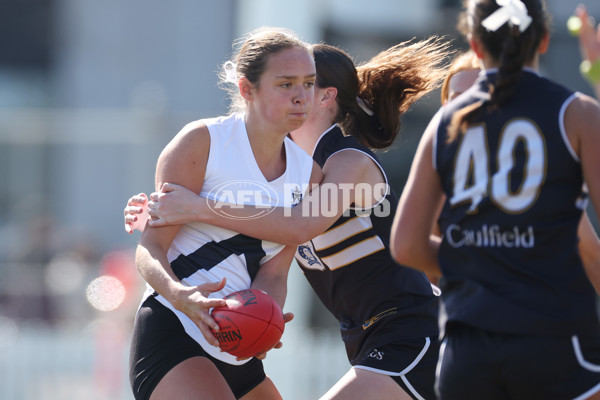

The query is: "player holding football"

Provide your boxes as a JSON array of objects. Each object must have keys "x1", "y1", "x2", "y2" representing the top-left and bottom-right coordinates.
[
  {"x1": 128, "y1": 28, "x2": 321, "y2": 400},
  {"x1": 126, "y1": 38, "x2": 451, "y2": 399}
]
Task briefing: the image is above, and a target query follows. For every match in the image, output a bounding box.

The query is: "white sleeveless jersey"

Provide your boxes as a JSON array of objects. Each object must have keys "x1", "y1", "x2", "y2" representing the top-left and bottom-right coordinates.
[{"x1": 143, "y1": 112, "x2": 313, "y2": 365}]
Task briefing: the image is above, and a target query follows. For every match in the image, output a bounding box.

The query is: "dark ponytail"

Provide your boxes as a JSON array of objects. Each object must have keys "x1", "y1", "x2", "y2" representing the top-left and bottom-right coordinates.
[{"x1": 448, "y1": 0, "x2": 551, "y2": 141}]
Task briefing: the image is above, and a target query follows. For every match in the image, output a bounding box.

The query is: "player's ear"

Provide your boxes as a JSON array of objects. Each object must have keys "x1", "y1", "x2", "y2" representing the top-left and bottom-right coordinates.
[
  {"x1": 320, "y1": 87, "x2": 337, "y2": 106},
  {"x1": 468, "y1": 34, "x2": 485, "y2": 60},
  {"x1": 239, "y1": 77, "x2": 254, "y2": 101},
  {"x1": 538, "y1": 31, "x2": 550, "y2": 55}
]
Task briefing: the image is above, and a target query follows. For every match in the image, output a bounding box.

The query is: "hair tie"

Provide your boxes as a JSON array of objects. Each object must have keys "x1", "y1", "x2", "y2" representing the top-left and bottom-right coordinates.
[
  {"x1": 482, "y1": 0, "x2": 532, "y2": 33},
  {"x1": 223, "y1": 61, "x2": 238, "y2": 84},
  {"x1": 356, "y1": 97, "x2": 374, "y2": 116}
]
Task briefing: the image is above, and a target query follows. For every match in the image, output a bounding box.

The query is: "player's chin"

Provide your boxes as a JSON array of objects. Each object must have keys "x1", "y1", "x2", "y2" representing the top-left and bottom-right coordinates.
[{"x1": 286, "y1": 114, "x2": 308, "y2": 130}]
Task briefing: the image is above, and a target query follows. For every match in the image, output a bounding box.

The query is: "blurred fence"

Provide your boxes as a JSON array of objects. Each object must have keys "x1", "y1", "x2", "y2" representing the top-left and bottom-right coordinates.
[{"x1": 0, "y1": 319, "x2": 348, "y2": 400}]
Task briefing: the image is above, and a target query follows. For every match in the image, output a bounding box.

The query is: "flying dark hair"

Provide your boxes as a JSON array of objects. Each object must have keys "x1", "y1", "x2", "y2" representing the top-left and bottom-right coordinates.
[{"x1": 313, "y1": 37, "x2": 452, "y2": 149}]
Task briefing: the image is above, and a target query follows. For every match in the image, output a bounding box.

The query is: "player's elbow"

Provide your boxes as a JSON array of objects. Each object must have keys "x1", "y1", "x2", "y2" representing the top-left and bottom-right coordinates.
[
  {"x1": 390, "y1": 233, "x2": 426, "y2": 269},
  {"x1": 390, "y1": 239, "x2": 413, "y2": 267},
  {"x1": 280, "y1": 229, "x2": 313, "y2": 246}
]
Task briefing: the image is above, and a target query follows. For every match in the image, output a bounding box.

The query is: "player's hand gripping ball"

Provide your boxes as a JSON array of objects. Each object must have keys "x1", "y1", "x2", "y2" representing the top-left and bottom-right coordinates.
[{"x1": 211, "y1": 289, "x2": 285, "y2": 359}]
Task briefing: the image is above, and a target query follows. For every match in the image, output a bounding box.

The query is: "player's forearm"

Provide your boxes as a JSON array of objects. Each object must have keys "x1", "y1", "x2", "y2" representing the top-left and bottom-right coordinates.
[
  {"x1": 251, "y1": 273, "x2": 288, "y2": 310},
  {"x1": 135, "y1": 242, "x2": 187, "y2": 307},
  {"x1": 202, "y1": 198, "x2": 328, "y2": 245},
  {"x1": 578, "y1": 212, "x2": 600, "y2": 294},
  {"x1": 250, "y1": 247, "x2": 295, "y2": 309}
]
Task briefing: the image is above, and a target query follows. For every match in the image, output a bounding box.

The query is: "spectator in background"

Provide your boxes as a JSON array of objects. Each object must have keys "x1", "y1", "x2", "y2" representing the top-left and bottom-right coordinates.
[{"x1": 576, "y1": 4, "x2": 600, "y2": 98}]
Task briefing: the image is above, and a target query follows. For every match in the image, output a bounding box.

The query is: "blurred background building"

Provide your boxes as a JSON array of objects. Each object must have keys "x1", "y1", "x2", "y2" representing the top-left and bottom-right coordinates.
[{"x1": 0, "y1": 0, "x2": 598, "y2": 398}]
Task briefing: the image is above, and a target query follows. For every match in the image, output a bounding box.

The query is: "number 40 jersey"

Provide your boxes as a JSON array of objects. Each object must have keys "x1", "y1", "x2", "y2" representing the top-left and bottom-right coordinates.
[{"x1": 434, "y1": 68, "x2": 600, "y2": 338}]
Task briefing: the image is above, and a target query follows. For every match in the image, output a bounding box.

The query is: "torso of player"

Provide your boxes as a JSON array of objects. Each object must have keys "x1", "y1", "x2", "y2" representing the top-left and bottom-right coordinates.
[
  {"x1": 435, "y1": 69, "x2": 600, "y2": 336},
  {"x1": 147, "y1": 112, "x2": 314, "y2": 364},
  {"x1": 295, "y1": 126, "x2": 439, "y2": 341}
]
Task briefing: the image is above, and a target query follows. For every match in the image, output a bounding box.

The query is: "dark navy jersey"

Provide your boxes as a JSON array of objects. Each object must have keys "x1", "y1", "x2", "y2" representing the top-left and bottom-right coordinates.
[
  {"x1": 295, "y1": 125, "x2": 439, "y2": 364},
  {"x1": 435, "y1": 69, "x2": 599, "y2": 336}
]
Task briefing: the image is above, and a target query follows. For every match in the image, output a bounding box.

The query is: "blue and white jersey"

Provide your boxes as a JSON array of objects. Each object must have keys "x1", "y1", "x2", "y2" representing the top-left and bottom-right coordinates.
[
  {"x1": 143, "y1": 112, "x2": 314, "y2": 365},
  {"x1": 295, "y1": 125, "x2": 439, "y2": 364},
  {"x1": 434, "y1": 69, "x2": 600, "y2": 336}
]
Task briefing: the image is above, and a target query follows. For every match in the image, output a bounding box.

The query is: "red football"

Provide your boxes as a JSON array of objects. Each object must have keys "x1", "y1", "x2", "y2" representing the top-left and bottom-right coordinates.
[{"x1": 210, "y1": 288, "x2": 285, "y2": 359}]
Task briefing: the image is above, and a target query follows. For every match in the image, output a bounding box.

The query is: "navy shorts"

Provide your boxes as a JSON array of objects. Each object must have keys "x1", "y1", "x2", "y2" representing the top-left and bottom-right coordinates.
[
  {"x1": 437, "y1": 323, "x2": 600, "y2": 400},
  {"x1": 354, "y1": 336, "x2": 440, "y2": 400},
  {"x1": 129, "y1": 296, "x2": 266, "y2": 400}
]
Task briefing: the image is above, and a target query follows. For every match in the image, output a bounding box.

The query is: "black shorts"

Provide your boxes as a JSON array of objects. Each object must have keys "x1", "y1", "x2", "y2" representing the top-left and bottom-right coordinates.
[
  {"x1": 354, "y1": 336, "x2": 440, "y2": 400},
  {"x1": 129, "y1": 296, "x2": 266, "y2": 400},
  {"x1": 438, "y1": 323, "x2": 600, "y2": 400}
]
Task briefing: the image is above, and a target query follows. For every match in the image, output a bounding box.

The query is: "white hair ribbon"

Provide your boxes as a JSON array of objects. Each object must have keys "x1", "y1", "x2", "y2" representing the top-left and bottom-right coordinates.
[
  {"x1": 481, "y1": 0, "x2": 532, "y2": 33},
  {"x1": 223, "y1": 61, "x2": 238, "y2": 83},
  {"x1": 356, "y1": 97, "x2": 374, "y2": 116}
]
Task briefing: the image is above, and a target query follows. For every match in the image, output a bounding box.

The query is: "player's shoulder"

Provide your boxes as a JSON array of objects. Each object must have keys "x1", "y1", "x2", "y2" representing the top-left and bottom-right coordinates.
[
  {"x1": 564, "y1": 92, "x2": 600, "y2": 147},
  {"x1": 571, "y1": 91, "x2": 600, "y2": 111},
  {"x1": 162, "y1": 118, "x2": 212, "y2": 159},
  {"x1": 171, "y1": 120, "x2": 209, "y2": 150},
  {"x1": 565, "y1": 91, "x2": 600, "y2": 125},
  {"x1": 181, "y1": 113, "x2": 242, "y2": 136}
]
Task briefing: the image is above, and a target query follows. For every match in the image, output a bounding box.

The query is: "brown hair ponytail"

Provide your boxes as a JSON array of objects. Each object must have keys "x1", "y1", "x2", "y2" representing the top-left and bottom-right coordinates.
[{"x1": 313, "y1": 37, "x2": 452, "y2": 149}]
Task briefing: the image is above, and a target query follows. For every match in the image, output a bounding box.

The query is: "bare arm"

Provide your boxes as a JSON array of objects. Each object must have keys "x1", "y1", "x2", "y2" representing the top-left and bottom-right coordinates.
[
  {"x1": 578, "y1": 212, "x2": 600, "y2": 294},
  {"x1": 390, "y1": 114, "x2": 445, "y2": 278},
  {"x1": 147, "y1": 149, "x2": 386, "y2": 245},
  {"x1": 136, "y1": 121, "x2": 227, "y2": 346},
  {"x1": 244, "y1": 245, "x2": 296, "y2": 360},
  {"x1": 565, "y1": 91, "x2": 600, "y2": 292},
  {"x1": 250, "y1": 245, "x2": 296, "y2": 309}
]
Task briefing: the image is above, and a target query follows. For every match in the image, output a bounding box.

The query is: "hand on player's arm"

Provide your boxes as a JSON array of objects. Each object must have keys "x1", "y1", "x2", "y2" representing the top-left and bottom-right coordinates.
[
  {"x1": 123, "y1": 184, "x2": 203, "y2": 233},
  {"x1": 146, "y1": 182, "x2": 206, "y2": 226},
  {"x1": 124, "y1": 193, "x2": 149, "y2": 233},
  {"x1": 242, "y1": 245, "x2": 296, "y2": 360}
]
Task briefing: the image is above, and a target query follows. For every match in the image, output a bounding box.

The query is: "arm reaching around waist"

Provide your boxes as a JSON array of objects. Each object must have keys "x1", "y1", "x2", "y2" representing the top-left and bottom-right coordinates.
[{"x1": 245, "y1": 245, "x2": 297, "y2": 360}]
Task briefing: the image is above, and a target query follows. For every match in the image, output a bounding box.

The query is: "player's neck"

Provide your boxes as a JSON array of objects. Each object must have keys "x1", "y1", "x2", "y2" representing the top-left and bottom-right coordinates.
[{"x1": 290, "y1": 117, "x2": 334, "y2": 155}]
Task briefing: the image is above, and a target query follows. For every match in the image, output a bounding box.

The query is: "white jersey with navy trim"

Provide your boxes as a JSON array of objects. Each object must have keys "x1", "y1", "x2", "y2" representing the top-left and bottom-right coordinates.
[{"x1": 141, "y1": 112, "x2": 314, "y2": 365}]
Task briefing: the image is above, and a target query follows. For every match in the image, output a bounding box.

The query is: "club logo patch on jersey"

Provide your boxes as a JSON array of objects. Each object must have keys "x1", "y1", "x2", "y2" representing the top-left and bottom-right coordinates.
[
  {"x1": 297, "y1": 245, "x2": 324, "y2": 270},
  {"x1": 291, "y1": 185, "x2": 303, "y2": 207}
]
